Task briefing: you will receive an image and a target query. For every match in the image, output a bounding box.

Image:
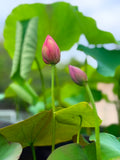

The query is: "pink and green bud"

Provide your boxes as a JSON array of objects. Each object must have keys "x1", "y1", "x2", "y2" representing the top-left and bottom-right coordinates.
[
  {"x1": 69, "y1": 65, "x2": 88, "y2": 86},
  {"x1": 42, "y1": 35, "x2": 60, "y2": 64}
]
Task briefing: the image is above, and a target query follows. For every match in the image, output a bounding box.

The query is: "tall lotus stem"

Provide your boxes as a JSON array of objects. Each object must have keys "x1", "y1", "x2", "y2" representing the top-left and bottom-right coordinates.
[
  {"x1": 51, "y1": 64, "x2": 56, "y2": 151},
  {"x1": 69, "y1": 65, "x2": 101, "y2": 160},
  {"x1": 30, "y1": 143, "x2": 36, "y2": 160},
  {"x1": 85, "y1": 84, "x2": 101, "y2": 160}
]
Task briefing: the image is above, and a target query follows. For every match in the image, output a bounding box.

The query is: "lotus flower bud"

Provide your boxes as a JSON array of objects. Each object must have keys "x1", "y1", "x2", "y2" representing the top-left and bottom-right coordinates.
[
  {"x1": 69, "y1": 65, "x2": 88, "y2": 86},
  {"x1": 42, "y1": 35, "x2": 60, "y2": 64}
]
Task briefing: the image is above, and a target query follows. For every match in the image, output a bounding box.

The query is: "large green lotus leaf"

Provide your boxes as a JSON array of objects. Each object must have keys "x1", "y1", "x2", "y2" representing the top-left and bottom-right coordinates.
[
  {"x1": 0, "y1": 134, "x2": 22, "y2": 160},
  {"x1": 0, "y1": 103, "x2": 100, "y2": 148},
  {"x1": 56, "y1": 102, "x2": 101, "y2": 127},
  {"x1": 77, "y1": 44, "x2": 120, "y2": 77},
  {"x1": 76, "y1": 12, "x2": 116, "y2": 44},
  {"x1": 4, "y1": 2, "x2": 80, "y2": 68},
  {"x1": 47, "y1": 143, "x2": 88, "y2": 160},
  {"x1": 0, "y1": 110, "x2": 78, "y2": 148},
  {"x1": 4, "y1": 2, "x2": 116, "y2": 68},
  {"x1": 48, "y1": 143, "x2": 97, "y2": 160},
  {"x1": 90, "y1": 133, "x2": 120, "y2": 160},
  {"x1": 11, "y1": 17, "x2": 38, "y2": 80}
]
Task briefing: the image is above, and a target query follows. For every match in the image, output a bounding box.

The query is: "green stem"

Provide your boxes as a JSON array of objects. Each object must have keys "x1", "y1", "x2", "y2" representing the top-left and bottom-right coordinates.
[
  {"x1": 51, "y1": 64, "x2": 56, "y2": 152},
  {"x1": 77, "y1": 116, "x2": 82, "y2": 144},
  {"x1": 35, "y1": 57, "x2": 47, "y2": 108},
  {"x1": 85, "y1": 84, "x2": 101, "y2": 160},
  {"x1": 30, "y1": 143, "x2": 36, "y2": 160}
]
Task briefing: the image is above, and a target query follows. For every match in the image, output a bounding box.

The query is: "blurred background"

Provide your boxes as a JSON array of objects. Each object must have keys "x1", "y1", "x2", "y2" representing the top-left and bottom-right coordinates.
[
  {"x1": 1, "y1": 0, "x2": 120, "y2": 83},
  {"x1": 0, "y1": 0, "x2": 120, "y2": 125}
]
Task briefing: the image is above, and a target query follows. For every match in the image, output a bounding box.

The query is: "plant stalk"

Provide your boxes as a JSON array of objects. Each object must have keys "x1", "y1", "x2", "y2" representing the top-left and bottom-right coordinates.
[
  {"x1": 51, "y1": 64, "x2": 56, "y2": 152},
  {"x1": 30, "y1": 143, "x2": 36, "y2": 160},
  {"x1": 77, "y1": 116, "x2": 82, "y2": 144},
  {"x1": 35, "y1": 57, "x2": 47, "y2": 108},
  {"x1": 85, "y1": 84, "x2": 101, "y2": 160}
]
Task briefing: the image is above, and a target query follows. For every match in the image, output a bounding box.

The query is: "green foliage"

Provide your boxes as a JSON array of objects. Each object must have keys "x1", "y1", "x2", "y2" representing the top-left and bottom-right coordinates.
[
  {"x1": 0, "y1": 102, "x2": 100, "y2": 148},
  {"x1": 56, "y1": 102, "x2": 101, "y2": 127},
  {"x1": 60, "y1": 83, "x2": 86, "y2": 105},
  {"x1": 49, "y1": 133, "x2": 120, "y2": 160},
  {"x1": 77, "y1": 12, "x2": 116, "y2": 44},
  {"x1": 5, "y1": 80, "x2": 39, "y2": 105},
  {"x1": 47, "y1": 143, "x2": 88, "y2": 160},
  {"x1": 113, "y1": 66, "x2": 120, "y2": 97},
  {"x1": 0, "y1": 42, "x2": 11, "y2": 92},
  {"x1": 29, "y1": 101, "x2": 45, "y2": 114},
  {"x1": 48, "y1": 143, "x2": 97, "y2": 160},
  {"x1": 104, "y1": 124, "x2": 120, "y2": 137},
  {"x1": 90, "y1": 133, "x2": 120, "y2": 160},
  {"x1": 4, "y1": 2, "x2": 116, "y2": 69},
  {"x1": 115, "y1": 66, "x2": 120, "y2": 81},
  {"x1": 83, "y1": 143, "x2": 97, "y2": 160},
  {"x1": 0, "y1": 110, "x2": 77, "y2": 147},
  {"x1": 60, "y1": 82, "x2": 108, "y2": 105},
  {"x1": 60, "y1": 63, "x2": 113, "y2": 106},
  {"x1": 77, "y1": 44, "x2": 120, "y2": 77},
  {"x1": 11, "y1": 17, "x2": 38, "y2": 80},
  {"x1": 81, "y1": 64, "x2": 114, "y2": 84},
  {"x1": 1, "y1": 2, "x2": 119, "y2": 159},
  {"x1": 0, "y1": 134, "x2": 22, "y2": 160}
]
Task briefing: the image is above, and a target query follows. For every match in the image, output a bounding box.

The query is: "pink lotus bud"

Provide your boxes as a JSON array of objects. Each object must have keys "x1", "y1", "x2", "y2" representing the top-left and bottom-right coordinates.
[
  {"x1": 42, "y1": 35, "x2": 60, "y2": 64},
  {"x1": 69, "y1": 65, "x2": 88, "y2": 86}
]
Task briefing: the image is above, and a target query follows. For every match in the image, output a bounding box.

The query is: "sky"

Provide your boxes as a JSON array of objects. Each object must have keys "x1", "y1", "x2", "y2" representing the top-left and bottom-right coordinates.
[{"x1": 0, "y1": 0, "x2": 120, "y2": 66}]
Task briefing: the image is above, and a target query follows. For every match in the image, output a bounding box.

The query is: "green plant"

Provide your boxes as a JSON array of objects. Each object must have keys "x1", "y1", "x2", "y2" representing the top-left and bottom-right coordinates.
[
  {"x1": 0, "y1": 134, "x2": 22, "y2": 160},
  {"x1": 1, "y1": 2, "x2": 120, "y2": 160}
]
